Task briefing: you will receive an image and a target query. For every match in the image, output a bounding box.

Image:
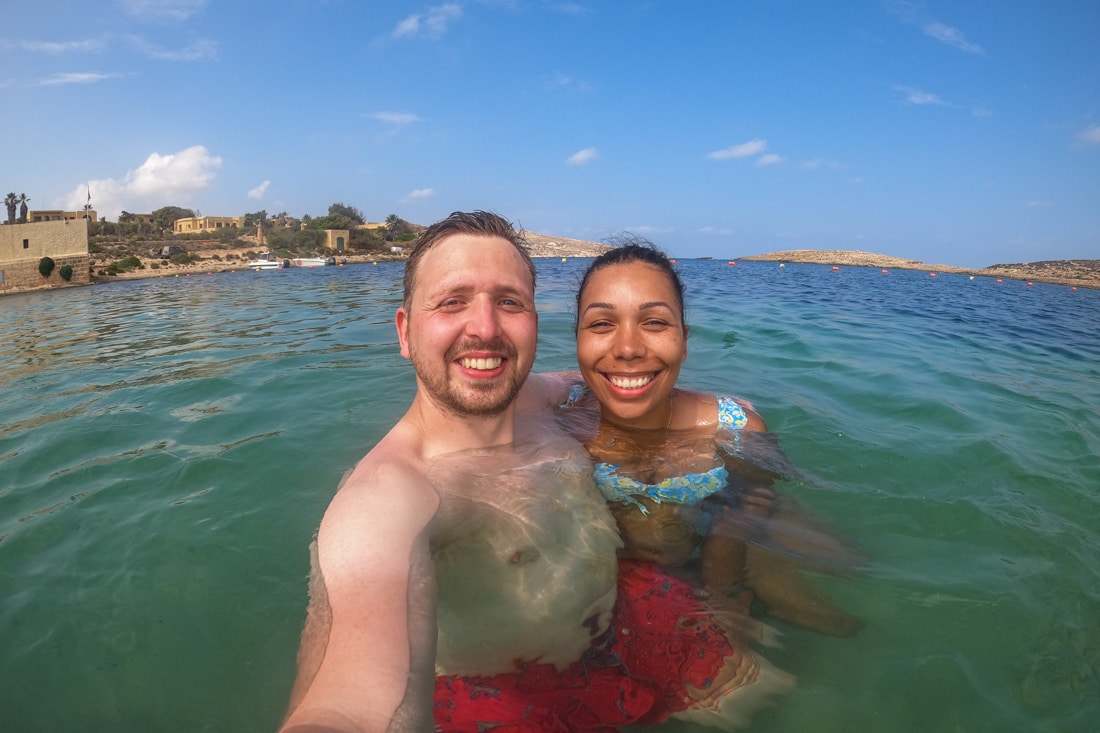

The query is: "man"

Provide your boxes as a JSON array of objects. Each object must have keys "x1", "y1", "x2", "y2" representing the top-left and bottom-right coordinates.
[
  {"x1": 282, "y1": 211, "x2": 788, "y2": 733},
  {"x1": 281, "y1": 211, "x2": 628, "y2": 732}
]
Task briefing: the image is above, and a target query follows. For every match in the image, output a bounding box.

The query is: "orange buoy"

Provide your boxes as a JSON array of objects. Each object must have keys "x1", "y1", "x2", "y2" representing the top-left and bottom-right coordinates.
[
  {"x1": 996, "y1": 279, "x2": 1003, "y2": 283},
  {"x1": 882, "y1": 269, "x2": 889, "y2": 274},
  {"x1": 1027, "y1": 282, "x2": 1034, "y2": 287},
  {"x1": 929, "y1": 272, "x2": 937, "y2": 277},
  {"x1": 1072, "y1": 286, "x2": 1078, "y2": 291},
  {"x1": 728, "y1": 261, "x2": 736, "y2": 266},
  {"x1": 832, "y1": 266, "x2": 840, "y2": 271}
]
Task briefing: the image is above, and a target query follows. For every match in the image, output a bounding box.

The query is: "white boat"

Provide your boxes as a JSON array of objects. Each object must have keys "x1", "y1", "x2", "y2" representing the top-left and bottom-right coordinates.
[
  {"x1": 247, "y1": 251, "x2": 288, "y2": 270},
  {"x1": 290, "y1": 257, "x2": 327, "y2": 268}
]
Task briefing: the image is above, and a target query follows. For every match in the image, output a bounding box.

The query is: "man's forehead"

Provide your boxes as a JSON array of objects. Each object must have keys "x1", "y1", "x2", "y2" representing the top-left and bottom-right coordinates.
[{"x1": 417, "y1": 235, "x2": 533, "y2": 292}]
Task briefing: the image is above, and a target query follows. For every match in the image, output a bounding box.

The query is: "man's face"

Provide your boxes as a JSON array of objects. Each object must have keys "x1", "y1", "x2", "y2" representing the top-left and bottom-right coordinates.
[{"x1": 397, "y1": 234, "x2": 537, "y2": 417}]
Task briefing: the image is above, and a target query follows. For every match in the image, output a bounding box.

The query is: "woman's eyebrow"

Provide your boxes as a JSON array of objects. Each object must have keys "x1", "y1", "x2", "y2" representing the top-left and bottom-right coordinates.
[{"x1": 581, "y1": 301, "x2": 614, "y2": 313}]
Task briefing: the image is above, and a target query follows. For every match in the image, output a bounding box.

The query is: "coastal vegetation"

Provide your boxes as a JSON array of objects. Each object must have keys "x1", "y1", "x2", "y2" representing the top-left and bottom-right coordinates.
[{"x1": 84, "y1": 202, "x2": 420, "y2": 278}]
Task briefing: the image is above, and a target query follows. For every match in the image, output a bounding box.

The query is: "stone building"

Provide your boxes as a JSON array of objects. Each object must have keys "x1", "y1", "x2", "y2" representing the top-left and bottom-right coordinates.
[
  {"x1": 172, "y1": 216, "x2": 244, "y2": 234},
  {"x1": 0, "y1": 219, "x2": 91, "y2": 295}
]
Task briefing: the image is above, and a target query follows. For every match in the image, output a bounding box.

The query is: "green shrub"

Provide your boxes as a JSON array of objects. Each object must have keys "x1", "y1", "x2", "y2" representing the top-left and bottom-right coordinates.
[
  {"x1": 110, "y1": 255, "x2": 143, "y2": 273},
  {"x1": 39, "y1": 256, "x2": 56, "y2": 278},
  {"x1": 59, "y1": 264, "x2": 74, "y2": 281}
]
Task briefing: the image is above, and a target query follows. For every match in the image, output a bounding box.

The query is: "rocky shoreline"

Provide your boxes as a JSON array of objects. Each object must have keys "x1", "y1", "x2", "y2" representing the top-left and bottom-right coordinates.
[
  {"x1": 738, "y1": 249, "x2": 1100, "y2": 290},
  {"x1": 87, "y1": 239, "x2": 1097, "y2": 291}
]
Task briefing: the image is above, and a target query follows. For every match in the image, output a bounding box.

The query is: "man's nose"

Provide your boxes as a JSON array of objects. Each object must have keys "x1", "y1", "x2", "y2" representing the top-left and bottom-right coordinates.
[{"x1": 466, "y1": 295, "x2": 503, "y2": 339}]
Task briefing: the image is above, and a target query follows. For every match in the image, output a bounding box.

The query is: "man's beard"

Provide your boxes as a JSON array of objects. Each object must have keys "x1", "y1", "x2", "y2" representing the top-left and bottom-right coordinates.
[{"x1": 411, "y1": 338, "x2": 529, "y2": 417}]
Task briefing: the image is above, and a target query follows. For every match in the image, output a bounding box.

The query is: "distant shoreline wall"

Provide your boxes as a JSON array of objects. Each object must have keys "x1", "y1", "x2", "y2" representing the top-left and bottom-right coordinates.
[{"x1": 0, "y1": 220, "x2": 91, "y2": 295}]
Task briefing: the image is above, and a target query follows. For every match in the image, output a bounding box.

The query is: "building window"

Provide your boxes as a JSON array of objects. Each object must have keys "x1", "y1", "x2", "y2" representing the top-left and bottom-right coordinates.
[{"x1": 23, "y1": 239, "x2": 30, "y2": 249}]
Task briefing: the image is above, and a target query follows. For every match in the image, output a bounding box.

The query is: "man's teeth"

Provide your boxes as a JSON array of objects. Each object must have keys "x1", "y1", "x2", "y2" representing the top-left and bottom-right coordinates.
[
  {"x1": 460, "y1": 357, "x2": 502, "y2": 370},
  {"x1": 609, "y1": 375, "x2": 653, "y2": 389}
]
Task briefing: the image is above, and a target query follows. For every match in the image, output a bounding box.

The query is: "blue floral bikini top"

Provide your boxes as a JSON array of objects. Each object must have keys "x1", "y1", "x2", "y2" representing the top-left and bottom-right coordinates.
[{"x1": 560, "y1": 384, "x2": 749, "y2": 514}]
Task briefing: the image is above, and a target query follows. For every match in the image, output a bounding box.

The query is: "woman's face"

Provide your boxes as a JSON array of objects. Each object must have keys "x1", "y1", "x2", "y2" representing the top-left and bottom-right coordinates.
[{"x1": 576, "y1": 261, "x2": 687, "y2": 429}]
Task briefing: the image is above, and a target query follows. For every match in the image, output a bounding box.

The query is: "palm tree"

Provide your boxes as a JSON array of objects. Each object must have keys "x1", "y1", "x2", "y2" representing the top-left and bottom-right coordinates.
[
  {"x1": 4, "y1": 193, "x2": 17, "y2": 224},
  {"x1": 18, "y1": 193, "x2": 29, "y2": 223}
]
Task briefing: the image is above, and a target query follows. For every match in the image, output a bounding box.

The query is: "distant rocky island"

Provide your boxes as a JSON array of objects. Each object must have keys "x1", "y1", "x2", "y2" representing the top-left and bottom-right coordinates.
[{"x1": 738, "y1": 249, "x2": 1100, "y2": 290}]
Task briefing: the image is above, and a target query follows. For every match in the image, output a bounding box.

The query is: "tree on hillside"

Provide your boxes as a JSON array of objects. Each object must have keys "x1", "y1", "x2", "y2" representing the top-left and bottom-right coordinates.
[
  {"x1": 18, "y1": 193, "x2": 29, "y2": 223},
  {"x1": 329, "y1": 202, "x2": 365, "y2": 225},
  {"x1": 243, "y1": 210, "x2": 268, "y2": 228},
  {"x1": 4, "y1": 193, "x2": 17, "y2": 224},
  {"x1": 151, "y1": 206, "x2": 195, "y2": 231},
  {"x1": 384, "y1": 214, "x2": 415, "y2": 241}
]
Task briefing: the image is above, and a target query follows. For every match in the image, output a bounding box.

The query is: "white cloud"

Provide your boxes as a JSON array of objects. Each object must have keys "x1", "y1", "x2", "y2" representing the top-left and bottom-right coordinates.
[
  {"x1": 126, "y1": 36, "x2": 218, "y2": 61},
  {"x1": 708, "y1": 139, "x2": 767, "y2": 160},
  {"x1": 896, "y1": 85, "x2": 946, "y2": 106},
  {"x1": 1078, "y1": 124, "x2": 1100, "y2": 145},
  {"x1": 756, "y1": 154, "x2": 784, "y2": 167},
  {"x1": 62, "y1": 145, "x2": 222, "y2": 220},
  {"x1": 22, "y1": 38, "x2": 106, "y2": 54},
  {"x1": 923, "y1": 21, "x2": 983, "y2": 54},
  {"x1": 406, "y1": 188, "x2": 435, "y2": 200},
  {"x1": 118, "y1": 0, "x2": 208, "y2": 23},
  {"x1": 887, "y1": 2, "x2": 983, "y2": 54},
  {"x1": 372, "y1": 111, "x2": 422, "y2": 128},
  {"x1": 546, "y1": 72, "x2": 594, "y2": 93},
  {"x1": 567, "y1": 147, "x2": 599, "y2": 165},
  {"x1": 393, "y1": 4, "x2": 463, "y2": 39},
  {"x1": 247, "y1": 180, "x2": 271, "y2": 200},
  {"x1": 38, "y1": 72, "x2": 123, "y2": 86},
  {"x1": 800, "y1": 158, "x2": 841, "y2": 170}
]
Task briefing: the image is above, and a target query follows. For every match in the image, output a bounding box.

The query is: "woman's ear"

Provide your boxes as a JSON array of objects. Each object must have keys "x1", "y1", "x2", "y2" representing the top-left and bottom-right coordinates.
[{"x1": 680, "y1": 324, "x2": 689, "y2": 364}]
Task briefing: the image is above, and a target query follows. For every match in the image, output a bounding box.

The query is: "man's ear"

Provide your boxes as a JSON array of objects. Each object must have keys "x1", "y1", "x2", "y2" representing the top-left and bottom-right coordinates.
[{"x1": 396, "y1": 307, "x2": 411, "y2": 360}]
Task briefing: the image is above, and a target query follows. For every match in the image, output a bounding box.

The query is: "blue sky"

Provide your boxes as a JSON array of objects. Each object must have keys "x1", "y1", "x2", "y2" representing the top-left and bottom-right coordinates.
[{"x1": 4, "y1": 1, "x2": 1098, "y2": 268}]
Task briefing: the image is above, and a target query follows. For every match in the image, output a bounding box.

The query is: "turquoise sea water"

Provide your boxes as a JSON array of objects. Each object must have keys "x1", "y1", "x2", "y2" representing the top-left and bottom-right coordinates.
[{"x1": 2, "y1": 260, "x2": 1098, "y2": 732}]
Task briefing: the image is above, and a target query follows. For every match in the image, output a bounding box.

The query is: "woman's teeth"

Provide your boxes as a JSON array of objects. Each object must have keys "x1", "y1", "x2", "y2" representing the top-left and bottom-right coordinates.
[{"x1": 609, "y1": 375, "x2": 653, "y2": 389}]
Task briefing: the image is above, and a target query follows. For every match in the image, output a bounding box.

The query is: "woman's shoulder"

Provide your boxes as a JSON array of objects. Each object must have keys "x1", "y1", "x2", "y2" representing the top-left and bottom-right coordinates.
[{"x1": 673, "y1": 389, "x2": 766, "y2": 431}]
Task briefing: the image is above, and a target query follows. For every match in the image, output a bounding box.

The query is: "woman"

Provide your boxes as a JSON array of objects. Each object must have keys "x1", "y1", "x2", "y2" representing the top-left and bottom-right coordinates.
[{"x1": 556, "y1": 239, "x2": 863, "y2": 637}]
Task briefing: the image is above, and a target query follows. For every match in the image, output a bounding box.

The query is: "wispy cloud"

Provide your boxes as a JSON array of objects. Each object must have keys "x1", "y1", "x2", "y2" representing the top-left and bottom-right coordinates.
[
  {"x1": 549, "y1": 3, "x2": 592, "y2": 16},
  {"x1": 1078, "y1": 123, "x2": 1100, "y2": 145},
  {"x1": 886, "y1": 1, "x2": 983, "y2": 54},
  {"x1": 546, "y1": 72, "x2": 594, "y2": 93},
  {"x1": 756, "y1": 154, "x2": 784, "y2": 167},
  {"x1": 922, "y1": 20, "x2": 983, "y2": 54},
  {"x1": 373, "y1": 111, "x2": 422, "y2": 126},
  {"x1": 567, "y1": 147, "x2": 599, "y2": 165},
  {"x1": 126, "y1": 36, "x2": 218, "y2": 61},
  {"x1": 708, "y1": 139, "x2": 767, "y2": 160},
  {"x1": 895, "y1": 85, "x2": 947, "y2": 106},
  {"x1": 118, "y1": 0, "x2": 209, "y2": 23},
  {"x1": 63, "y1": 145, "x2": 221, "y2": 220},
  {"x1": 38, "y1": 72, "x2": 125, "y2": 86},
  {"x1": 405, "y1": 188, "x2": 435, "y2": 200},
  {"x1": 800, "y1": 158, "x2": 841, "y2": 170},
  {"x1": 247, "y1": 180, "x2": 271, "y2": 200},
  {"x1": 393, "y1": 4, "x2": 463, "y2": 39},
  {"x1": 20, "y1": 38, "x2": 106, "y2": 54}
]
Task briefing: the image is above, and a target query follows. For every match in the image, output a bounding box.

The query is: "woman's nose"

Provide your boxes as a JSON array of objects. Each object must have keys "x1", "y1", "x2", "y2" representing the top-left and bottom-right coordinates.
[{"x1": 611, "y1": 325, "x2": 643, "y2": 359}]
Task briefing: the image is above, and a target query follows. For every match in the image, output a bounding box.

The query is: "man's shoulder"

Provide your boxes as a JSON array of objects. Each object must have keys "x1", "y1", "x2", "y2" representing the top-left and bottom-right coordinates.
[{"x1": 324, "y1": 426, "x2": 438, "y2": 531}]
